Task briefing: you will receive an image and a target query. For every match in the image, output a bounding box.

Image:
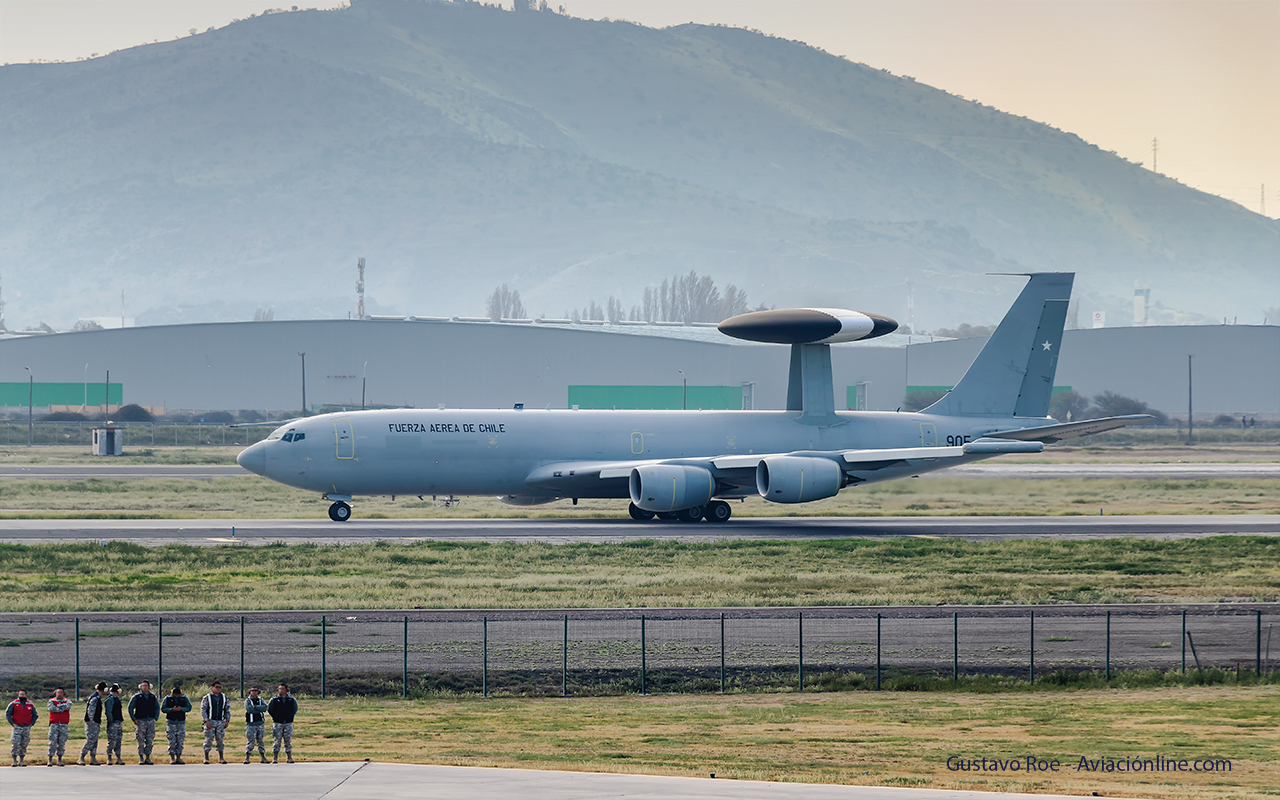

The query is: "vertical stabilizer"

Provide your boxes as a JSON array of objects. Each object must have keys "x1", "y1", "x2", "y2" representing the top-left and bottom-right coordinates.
[{"x1": 923, "y1": 273, "x2": 1074, "y2": 418}]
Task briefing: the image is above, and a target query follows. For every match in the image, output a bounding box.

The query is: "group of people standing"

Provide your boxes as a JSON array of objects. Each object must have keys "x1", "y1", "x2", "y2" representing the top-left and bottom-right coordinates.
[{"x1": 6, "y1": 682, "x2": 298, "y2": 767}]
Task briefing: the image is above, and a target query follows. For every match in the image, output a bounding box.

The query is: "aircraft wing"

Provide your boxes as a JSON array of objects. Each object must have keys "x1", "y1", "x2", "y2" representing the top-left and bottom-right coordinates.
[
  {"x1": 523, "y1": 438, "x2": 1043, "y2": 493},
  {"x1": 984, "y1": 415, "x2": 1154, "y2": 444}
]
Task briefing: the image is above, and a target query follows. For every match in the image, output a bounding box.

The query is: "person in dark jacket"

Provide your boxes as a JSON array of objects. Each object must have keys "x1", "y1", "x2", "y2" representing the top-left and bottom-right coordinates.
[
  {"x1": 200, "y1": 682, "x2": 231, "y2": 764},
  {"x1": 266, "y1": 684, "x2": 298, "y2": 763},
  {"x1": 161, "y1": 685, "x2": 192, "y2": 765},
  {"x1": 6, "y1": 691, "x2": 38, "y2": 767},
  {"x1": 128, "y1": 681, "x2": 160, "y2": 765},
  {"x1": 77, "y1": 682, "x2": 108, "y2": 766},
  {"x1": 103, "y1": 684, "x2": 124, "y2": 765},
  {"x1": 243, "y1": 686, "x2": 269, "y2": 764}
]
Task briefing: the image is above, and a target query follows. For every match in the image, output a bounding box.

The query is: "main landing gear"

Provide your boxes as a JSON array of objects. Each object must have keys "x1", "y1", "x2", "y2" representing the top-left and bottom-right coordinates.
[
  {"x1": 628, "y1": 500, "x2": 732, "y2": 523},
  {"x1": 328, "y1": 501, "x2": 352, "y2": 522}
]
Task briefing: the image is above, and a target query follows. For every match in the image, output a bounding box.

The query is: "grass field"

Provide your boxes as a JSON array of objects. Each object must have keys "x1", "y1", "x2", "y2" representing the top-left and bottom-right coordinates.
[
  {"x1": 1, "y1": 474, "x2": 1279, "y2": 519},
  {"x1": 1, "y1": 537, "x2": 1276, "y2": 611},
  {"x1": 14, "y1": 685, "x2": 1277, "y2": 800}
]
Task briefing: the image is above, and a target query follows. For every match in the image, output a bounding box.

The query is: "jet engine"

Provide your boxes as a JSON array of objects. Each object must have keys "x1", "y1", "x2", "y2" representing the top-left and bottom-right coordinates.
[
  {"x1": 629, "y1": 465, "x2": 716, "y2": 513},
  {"x1": 756, "y1": 456, "x2": 843, "y2": 503}
]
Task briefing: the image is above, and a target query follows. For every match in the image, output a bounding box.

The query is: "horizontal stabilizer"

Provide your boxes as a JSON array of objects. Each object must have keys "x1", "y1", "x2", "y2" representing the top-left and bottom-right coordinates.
[{"x1": 985, "y1": 415, "x2": 1154, "y2": 443}]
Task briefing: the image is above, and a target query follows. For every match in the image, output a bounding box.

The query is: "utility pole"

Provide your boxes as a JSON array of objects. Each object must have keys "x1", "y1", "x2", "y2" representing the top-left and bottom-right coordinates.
[
  {"x1": 24, "y1": 366, "x2": 32, "y2": 447},
  {"x1": 1186, "y1": 355, "x2": 1194, "y2": 446},
  {"x1": 299, "y1": 353, "x2": 307, "y2": 415},
  {"x1": 356, "y1": 257, "x2": 366, "y2": 320},
  {"x1": 678, "y1": 369, "x2": 686, "y2": 410},
  {"x1": 1152, "y1": 137, "x2": 1158, "y2": 172},
  {"x1": 1263, "y1": 184, "x2": 1267, "y2": 217},
  {"x1": 362, "y1": 361, "x2": 368, "y2": 410}
]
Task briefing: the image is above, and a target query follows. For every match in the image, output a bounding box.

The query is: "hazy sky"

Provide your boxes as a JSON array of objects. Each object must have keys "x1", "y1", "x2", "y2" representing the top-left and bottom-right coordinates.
[{"x1": 2, "y1": 0, "x2": 1276, "y2": 218}]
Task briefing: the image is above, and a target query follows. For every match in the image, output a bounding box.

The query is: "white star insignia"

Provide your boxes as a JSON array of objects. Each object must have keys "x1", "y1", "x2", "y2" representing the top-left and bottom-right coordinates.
[{"x1": 1042, "y1": 341, "x2": 1053, "y2": 351}]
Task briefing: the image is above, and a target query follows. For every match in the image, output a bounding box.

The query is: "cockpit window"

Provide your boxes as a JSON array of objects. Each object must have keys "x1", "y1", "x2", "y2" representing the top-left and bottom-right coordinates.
[
  {"x1": 282, "y1": 433, "x2": 294, "y2": 442},
  {"x1": 293, "y1": 432, "x2": 305, "y2": 442},
  {"x1": 266, "y1": 426, "x2": 288, "y2": 441}
]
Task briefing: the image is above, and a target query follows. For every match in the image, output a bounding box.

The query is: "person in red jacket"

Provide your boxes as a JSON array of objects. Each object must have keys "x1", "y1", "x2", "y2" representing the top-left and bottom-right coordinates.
[
  {"x1": 46, "y1": 687, "x2": 72, "y2": 766},
  {"x1": 6, "y1": 691, "x2": 38, "y2": 767}
]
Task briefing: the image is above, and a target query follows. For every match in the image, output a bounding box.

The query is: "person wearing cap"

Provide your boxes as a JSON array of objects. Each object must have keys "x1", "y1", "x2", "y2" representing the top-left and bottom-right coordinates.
[
  {"x1": 6, "y1": 690, "x2": 37, "y2": 767},
  {"x1": 200, "y1": 682, "x2": 231, "y2": 764},
  {"x1": 46, "y1": 687, "x2": 72, "y2": 766},
  {"x1": 160, "y1": 684, "x2": 192, "y2": 765},
  {"x1": 266, "y1": 683, "x2": 298, "y2": 763},
  {"x1": 242, "y1": 686, "x2": 269, "y2": 764},
  {"x1": 77, "y1": 682, "x2": 108, "y2": 765},
  {"x1": 128, "y1": 681, "x2": 160, "y2": 765},
  {"x1": 103, "y1": 684, "x2": 125, "y2": 765}
]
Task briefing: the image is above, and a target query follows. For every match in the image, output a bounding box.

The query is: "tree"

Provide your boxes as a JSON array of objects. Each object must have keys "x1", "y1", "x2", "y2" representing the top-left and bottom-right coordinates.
[
  {"x1": 904, "y1": 388, "x2": 947, "y2": 411},
  {"x1": 72, "y1": 320, "x2": 104, "y2": 332},
  {"x1": 1088, "y1": 391, "x2": 1167, "y2": 425},
  {"x1": 1049, "y1": 389, "x2": 1090, "y2": 422},
  {"x1": 933, "y1": 323, "x2": 996, "y2": 339},
  {"x1": 238, "y1": 409, "x2": 264, "y2": 423},
  {"x1": 253, "y1": 307, "x2": 275, "y2": 322},
  {"x1": 114, "y1": 404, "x2": 155, "y2": 422},
  {"x1": 485, "y1": 284, "x2": 525, "y2": 320}
]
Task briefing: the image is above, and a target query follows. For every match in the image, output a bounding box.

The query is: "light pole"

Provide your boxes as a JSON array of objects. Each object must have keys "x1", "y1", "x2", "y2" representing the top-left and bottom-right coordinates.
[
  {"x1": 362, "y1": 361, "x2": 368, "y2": 410},
  {"x1": 23, "y1": 366, "x2": 32, "y2": 447},
  {"x1": 298, "y1": 352, "x2": 307, "y2": 415},
  {"x1": 1186, "y1": 354, "x2": 1194, "y2": 446},
  {"x1": 83, "y1": 363, "x2": 89, "y2": 413},
  {"x1": 678, "y1": 369, "x2": 686, "y2": 410}
]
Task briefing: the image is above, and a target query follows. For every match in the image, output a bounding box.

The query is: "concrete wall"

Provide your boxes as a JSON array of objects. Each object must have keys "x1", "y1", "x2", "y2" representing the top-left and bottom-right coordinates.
[{"x1": 1, "y1": 321, "x2": 1274, "y2": 416}]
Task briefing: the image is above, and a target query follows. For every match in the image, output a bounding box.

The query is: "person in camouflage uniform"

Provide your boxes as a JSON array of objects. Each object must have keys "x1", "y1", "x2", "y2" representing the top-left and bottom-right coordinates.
[
  {"x1": 200, "y1": 682, "x2": 231, "y2": 764},
  {"x1": 77, "y1": 682, "x2": 108, "y2": 765},
  {"x1": 103, "y1": 684, "x2": 125, "y2": 765},
  {"x1": 161, "y1": 685, "x2": 192, "y2": 765},
  {"x1": 46, "y1": 687, "x2": 72, "y2": 766},
  {"x1": 267, "y1": 684, "x2": 298, "y2": 763},
  {"x1": 128, "y1": 681, "x2": 160, "y2": 765},
  {"x1": 242, "y1": 686, "x2": 269, "y2": 764},
  {"x1": 5, "y1": 690, "x2": 37, "y2": 767}
]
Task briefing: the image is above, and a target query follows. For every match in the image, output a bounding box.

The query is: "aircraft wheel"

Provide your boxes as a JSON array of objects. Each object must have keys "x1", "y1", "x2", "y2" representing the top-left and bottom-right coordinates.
[
  {"x1": 328, "y1": 501, "x2": 352, "y2": 522},
  {"x1": 655, "y1": 511, "x2": 679, "y2": 522},
  {"x1": 706, "y1": 500, "x2": 732, "y2": 523},
  {"x1": 676, "y1": 506, "x2": 704, "y2": 523},
  {"x1": 628, "y1": 503, "x2": 656, "y2": 521}
]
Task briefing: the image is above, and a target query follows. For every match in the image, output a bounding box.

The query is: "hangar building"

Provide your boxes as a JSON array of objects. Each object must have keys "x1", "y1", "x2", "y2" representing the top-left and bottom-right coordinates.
[{"x1": 0, "y1": 320, "x2": 1276, "y2": 419}]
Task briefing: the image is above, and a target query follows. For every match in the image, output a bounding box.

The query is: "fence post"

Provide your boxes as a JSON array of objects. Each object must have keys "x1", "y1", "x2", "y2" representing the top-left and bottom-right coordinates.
[
  {"x1": 952, "y1": 612, "x2": 958, "y2": 681},
  {"x1": 640, "y1": 615, "x2": 647, "y2": 695},
  {"x1": 875, "y1": 613, "x2": 881, "y2": 691},
  {"x1": 1105, "y1": 611, "x2": 1111, "y2": 681},
  {"x1": 321, "y1": 615, "x2": 327, "y2": 700},
  {"x1": 719, "y1": 613, "x2": 726, "y2": 694},
  {"x1": 482, "y1": 617, "x2": 488, "y2": 698},
  {"x1": 403, "y1": 616, "x2": 409, "y2": 699},
  {"x1": 1181, "y1": 610, "x2": 1187, "y2": 673},
  {"x1": 75, "y1": 618, "x2": 81, "y2": 701},
  {"x1": 240, "y1": 617, "x2": 246, "y2": 697},
  {"x1": 158, "y1": 617, "x2": 163, "y2": 691},
  {"x1": 561, "y1": 614, "x2": 568, "y2": 698},
  {"x1": 1258, "y1": 610, "x2": 1263, "y2": 678},
  {"x1": 797, "y1": 612, "x2": 804, "y2": 692},
  {"x1": 1029, "y1": 611, "x2": 1035, "y2": 684}
]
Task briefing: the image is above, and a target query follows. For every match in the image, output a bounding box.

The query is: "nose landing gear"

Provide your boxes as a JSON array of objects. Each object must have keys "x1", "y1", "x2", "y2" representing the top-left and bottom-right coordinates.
[{"x1": 328, "y1": 501, "x2": 352, "y2": 522}]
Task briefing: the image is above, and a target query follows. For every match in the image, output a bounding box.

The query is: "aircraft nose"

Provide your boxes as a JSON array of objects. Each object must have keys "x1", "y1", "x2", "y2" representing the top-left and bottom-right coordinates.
[{"x1": 236, "y1": 442, "x2": 267, "y2": 476}]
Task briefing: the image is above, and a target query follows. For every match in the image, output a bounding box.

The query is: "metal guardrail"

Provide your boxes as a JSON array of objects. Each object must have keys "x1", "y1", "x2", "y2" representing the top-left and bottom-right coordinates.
[
  {"x1": 0, "y1": 606, "x2": 1273, "y2": 699},
  {"x1": 0, "y1": 421, "x2": 272, "y2": 447}
]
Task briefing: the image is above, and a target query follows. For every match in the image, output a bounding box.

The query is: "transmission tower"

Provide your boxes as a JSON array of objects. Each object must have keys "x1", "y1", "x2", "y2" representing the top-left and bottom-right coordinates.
[
  {"x1": 1151, "y1": 137, "x2": 1158, "y2": 172},
  {"x1": 356, "y1": 257, "x2": 366, "y2": 320}
]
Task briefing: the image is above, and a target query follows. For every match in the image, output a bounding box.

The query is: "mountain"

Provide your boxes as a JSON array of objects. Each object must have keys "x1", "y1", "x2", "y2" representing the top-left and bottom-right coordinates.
[{"x1": 2, "y1": 0, "x2": 1276, "y2": 330}]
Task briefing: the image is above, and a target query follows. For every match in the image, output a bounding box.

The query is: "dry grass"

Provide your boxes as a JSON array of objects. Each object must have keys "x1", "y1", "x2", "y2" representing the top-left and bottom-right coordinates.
[
  {"x1": 253, "y1": 686, "x2": 1280, "y2": 800},
  {"x1": 2, "y1": 537, "x2": 1277, "y2": 611}
]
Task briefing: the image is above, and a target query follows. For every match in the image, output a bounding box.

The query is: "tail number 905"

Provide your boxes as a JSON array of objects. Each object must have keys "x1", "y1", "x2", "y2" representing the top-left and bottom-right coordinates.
[{"x1": 945, "y1": 435, "x2": 972, "y2": 446}]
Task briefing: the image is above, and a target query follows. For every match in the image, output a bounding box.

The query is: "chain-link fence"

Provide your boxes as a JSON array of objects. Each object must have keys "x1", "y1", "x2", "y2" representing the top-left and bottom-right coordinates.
[
  {"x1": 0, "y1": 421, "x2": 272, "y2": 447},
  {"x1": 1, "y1": 606, "x2": 1274, "y2": 699}
]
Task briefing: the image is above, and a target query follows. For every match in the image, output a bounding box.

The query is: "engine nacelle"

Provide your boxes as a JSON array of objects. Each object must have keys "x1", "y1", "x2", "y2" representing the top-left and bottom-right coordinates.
[
  {"x1": 629, "y1": 465, "x2": 716, "y2": 513},
  {"x1": 756, "y1": 456, "x2": 843, "y2": 504}
]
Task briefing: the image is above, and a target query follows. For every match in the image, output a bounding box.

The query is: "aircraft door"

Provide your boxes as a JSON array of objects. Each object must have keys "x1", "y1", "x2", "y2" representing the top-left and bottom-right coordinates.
[
  {"x1": 334, "y1": 419, "x2": 355, "y2": 459},
  {"x1": 919, "y1": 423, "x2": 937, "y2": 447},
  {"x1": 631, "y1": 432, "x2": 644, "y2": 454}
]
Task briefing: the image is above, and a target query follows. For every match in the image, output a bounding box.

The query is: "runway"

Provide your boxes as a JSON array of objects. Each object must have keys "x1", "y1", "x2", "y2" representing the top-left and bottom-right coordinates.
[
  {"x1": 0, "y1": 762, "x2": 1105, "y2": 800},
  {"x1": 0, "y1": 462, "x2": 1277, "y2": 480},
  {"x1": 2, "y1": 514, "x2": 1277, "y2": 545}
]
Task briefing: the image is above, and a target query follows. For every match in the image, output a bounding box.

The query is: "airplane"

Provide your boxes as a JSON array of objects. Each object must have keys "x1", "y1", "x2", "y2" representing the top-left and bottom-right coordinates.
[{"x1": 236, "y1": 272, "x2": 1150, "y2": 522}]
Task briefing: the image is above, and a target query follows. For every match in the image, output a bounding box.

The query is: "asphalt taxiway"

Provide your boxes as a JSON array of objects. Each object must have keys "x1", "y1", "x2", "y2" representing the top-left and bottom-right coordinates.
[
  {"x1": 1, "y1": 514, "x2": 1276, "y2": 545},
  {"x1": 0, "y1": 761, "x2": 1127, "y2": 800}
]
